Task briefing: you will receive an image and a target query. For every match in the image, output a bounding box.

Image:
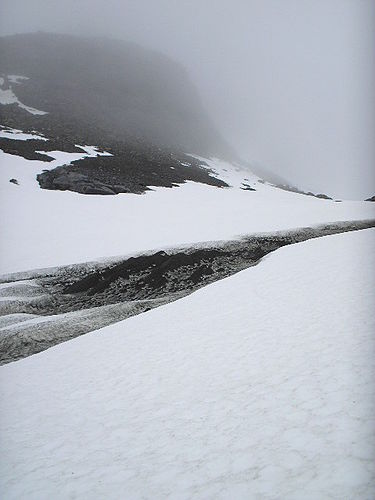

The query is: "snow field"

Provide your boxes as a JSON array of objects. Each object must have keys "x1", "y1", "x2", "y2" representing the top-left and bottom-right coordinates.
[
  {"x1": 1, "y1": 228, "x2": 374, "y2": 499},
  {"x1": 0, "y1": 148, "x2": 374, "y2": 274}
]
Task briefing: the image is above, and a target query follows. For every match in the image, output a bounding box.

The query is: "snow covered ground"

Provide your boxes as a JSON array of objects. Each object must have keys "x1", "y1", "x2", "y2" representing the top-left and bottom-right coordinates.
[
  {"x1": 0, "y1": 142, "x2": 374, "y2": 274},
  {"x1": 1, "y1": 228, "x2": 374, "y2": 499}
]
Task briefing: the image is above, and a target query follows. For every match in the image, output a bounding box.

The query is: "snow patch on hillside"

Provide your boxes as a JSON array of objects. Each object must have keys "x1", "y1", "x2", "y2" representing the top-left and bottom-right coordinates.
[
  {"x1": 0, "y1": 144, "x2": 111, "y2": 188},
  {"x1": 0, "y1": 86, "x2": 47, "y2": 115},
  {"x1": 0, "y1": 126, "x2": 48, "y2": 141},
  {"x1": 0, "y1": 75, "x2": 47, "y2": 115},
  {"x1": 190, "y1": 154, "x2": 258, "y2": 188},
  {"x1": 7, "y1": 75, "x2": 29, "y2": 84},
  {"x1": 1, "y1": 229, "x2": 374, "y2": 499}
]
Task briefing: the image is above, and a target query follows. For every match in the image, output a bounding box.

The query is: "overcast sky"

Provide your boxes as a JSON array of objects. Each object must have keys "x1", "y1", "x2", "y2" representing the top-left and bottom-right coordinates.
[{"x1": 1, "y1": 0, "x2": 374, "y2": 199}]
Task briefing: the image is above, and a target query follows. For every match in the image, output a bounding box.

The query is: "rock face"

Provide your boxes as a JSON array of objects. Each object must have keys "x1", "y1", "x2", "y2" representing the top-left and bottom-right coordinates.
[
  {"x1": 365, "y1": 195, "x2": 375, "y2": 202},
  {"x1": 37, "y1": 170, "x2": 118, "y2": 195}
]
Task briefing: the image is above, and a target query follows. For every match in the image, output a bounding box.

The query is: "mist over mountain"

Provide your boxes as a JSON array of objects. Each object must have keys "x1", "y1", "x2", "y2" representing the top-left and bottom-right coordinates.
[
  {"x1": 0, "y1": 32, "x2": 240, "y2": 195},
  {"x1": 0, "y1": 32, "x2": 232, "y2": 158}
]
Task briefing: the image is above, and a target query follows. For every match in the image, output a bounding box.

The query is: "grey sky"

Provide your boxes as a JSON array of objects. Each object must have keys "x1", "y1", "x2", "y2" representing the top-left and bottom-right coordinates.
[{"x1": 1, "y1": 0, "x2": 374, "y2": 199}]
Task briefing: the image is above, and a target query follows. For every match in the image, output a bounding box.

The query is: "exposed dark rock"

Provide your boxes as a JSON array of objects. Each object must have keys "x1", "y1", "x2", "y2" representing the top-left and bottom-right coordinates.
[
  {"x1": 1, "y1": 219, "x2": 374, "y2": 364},
  {"x1": 0, "y1": 137, "x2": 54, "y2": 161},
  {"x1": 37, "y1": 169, "x2": 117, "y2": 195},
  {"x1": 315, "y1": 193, "x2": 333, "y2": 200},
  {"x1": 36, "y1": 154, "x2": 227, "y2": 195},
  {"x1": 9, "y1": 178, "x2": 19, "y2": 185},
  {"x1": 365, "y1": 195, "x2": 375, "y2": 202},
  {"x1": 280, "y1": 186, "x2": 332, "y2": 199},
  {"x1": 240, "y1": 183, "x2": 256, "y2": 191}
]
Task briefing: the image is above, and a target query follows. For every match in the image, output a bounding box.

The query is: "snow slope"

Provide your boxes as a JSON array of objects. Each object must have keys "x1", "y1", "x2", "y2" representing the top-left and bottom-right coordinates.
[
  {"x1": 1, "y1": 229, "x2": 374, "y2": 499},
  {"x1": 0, "y1": 144, "x2": 374, "y2": 274}
]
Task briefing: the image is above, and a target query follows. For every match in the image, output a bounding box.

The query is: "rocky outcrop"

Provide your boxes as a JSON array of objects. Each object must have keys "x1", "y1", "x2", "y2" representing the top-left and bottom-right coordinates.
[
  {"x1": 36, "y1": 153, "x2": 227, "y2": 195},
  {"x1": 37, "y1": 169, "x2": 124, "y2": 195}
]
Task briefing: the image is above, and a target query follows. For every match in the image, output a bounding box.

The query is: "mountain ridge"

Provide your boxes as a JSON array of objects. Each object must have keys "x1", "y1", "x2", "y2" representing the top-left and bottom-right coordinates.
[
  {"x1": 0, "y1": 32, "x2": 234, "y2": 156},
  {"x1": 0, "y1": 32, "x2": 241, "y2": 194}
]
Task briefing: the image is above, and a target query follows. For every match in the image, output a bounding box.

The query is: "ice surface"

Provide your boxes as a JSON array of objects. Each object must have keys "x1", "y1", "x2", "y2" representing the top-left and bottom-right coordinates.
[{"x1": 1, "y1": 229, "x2": 374, "y2": 499}]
